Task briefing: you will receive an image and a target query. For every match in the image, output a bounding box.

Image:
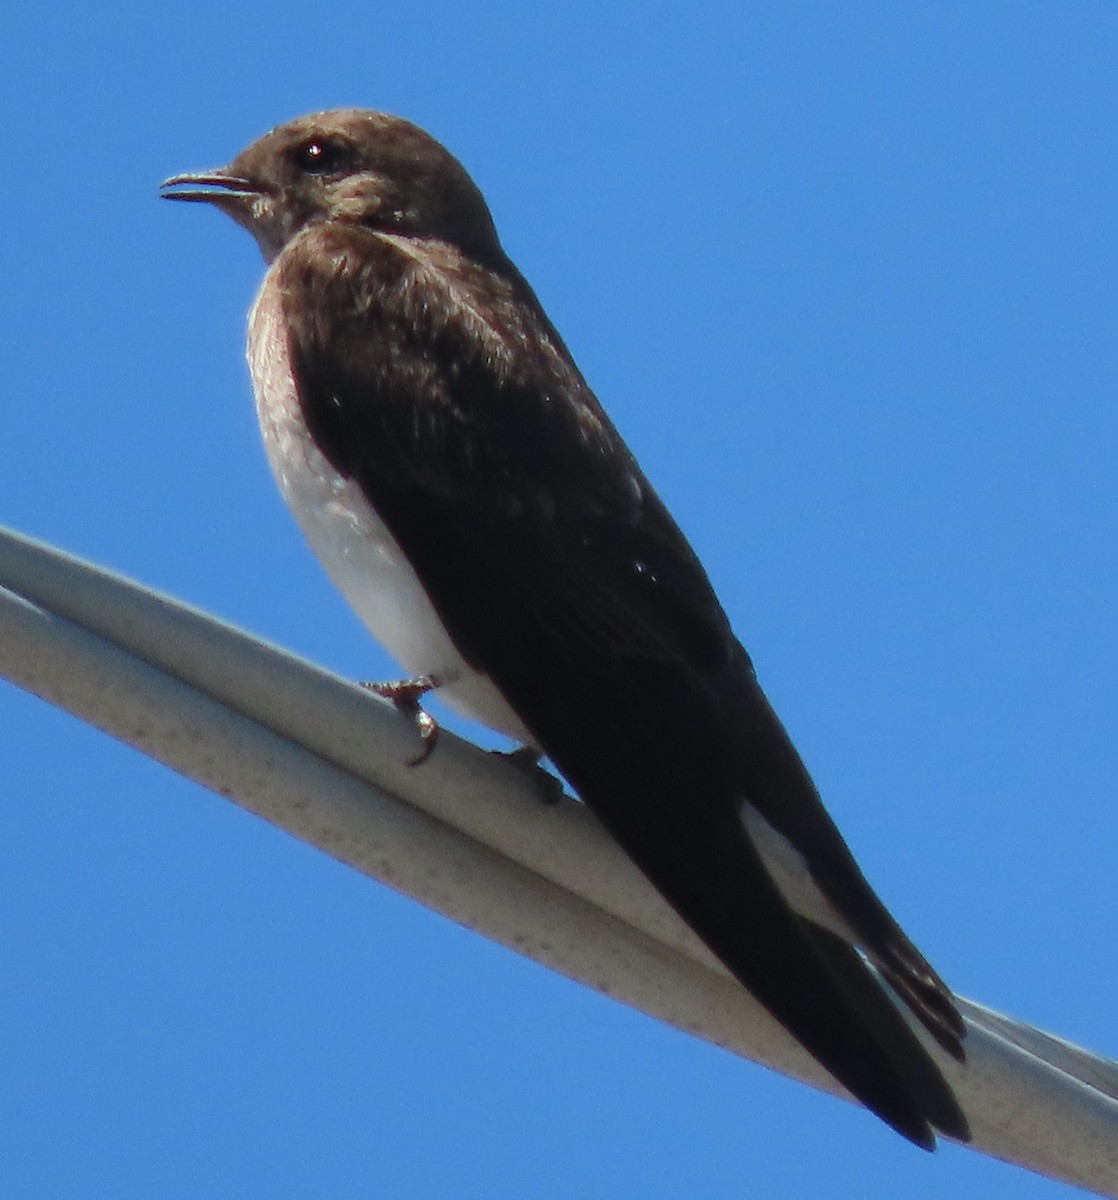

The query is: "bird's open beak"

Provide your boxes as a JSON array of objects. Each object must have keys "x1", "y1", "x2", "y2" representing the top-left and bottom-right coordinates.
[{"x1": 160, "y1": 170, "x2": 261, "y2": 204}]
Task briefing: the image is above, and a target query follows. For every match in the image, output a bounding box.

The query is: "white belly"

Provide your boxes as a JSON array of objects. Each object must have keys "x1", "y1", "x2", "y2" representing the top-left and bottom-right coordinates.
[{"x1": 246, "y1": 274, "x2": 533, "y2": 745}]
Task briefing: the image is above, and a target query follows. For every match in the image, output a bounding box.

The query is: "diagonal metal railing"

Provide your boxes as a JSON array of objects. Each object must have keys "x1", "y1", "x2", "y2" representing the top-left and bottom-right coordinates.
[{"x1": 1, "y1": 524, "x2": 1116, "y2": 1195}]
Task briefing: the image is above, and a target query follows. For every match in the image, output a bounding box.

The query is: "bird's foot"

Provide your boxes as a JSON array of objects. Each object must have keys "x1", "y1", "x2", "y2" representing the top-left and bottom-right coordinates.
[
  {"x1": 491, "y1": 745, "x2": 566, "y2": 805},
  {"x1": 362, "y1": 674, "x2": 441, "y2": 766}
]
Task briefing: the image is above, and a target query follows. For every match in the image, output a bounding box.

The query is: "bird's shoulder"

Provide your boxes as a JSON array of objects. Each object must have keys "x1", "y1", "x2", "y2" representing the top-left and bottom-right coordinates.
[{"x1": 275, "y1": 221, "x2": 626, "y2": 493}]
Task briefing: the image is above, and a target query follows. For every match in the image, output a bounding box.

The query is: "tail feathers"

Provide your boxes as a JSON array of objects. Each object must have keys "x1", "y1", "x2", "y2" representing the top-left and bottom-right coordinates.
[
  {"x1": 726, "y1": 657, "x2": 968, "y2": 1069},
  {"x1": 806, "y1": 924, "x2": 970, "y2": 1145},
  {"x1": 794, "y1": 868, "x2": 968, "y2": 1064},
  {"x1": 877, "y1": 953, "x2": 966, "y2": 1062},
  {"x1": 743, "y1": 791, "x2": 967, "y2": 1064},
  {"x1": 612, "y1": 802, "x2": 970, "y2": 1151},
  {"x1": 847, "y1": 908, "x2": 966, "y2": 1061}
]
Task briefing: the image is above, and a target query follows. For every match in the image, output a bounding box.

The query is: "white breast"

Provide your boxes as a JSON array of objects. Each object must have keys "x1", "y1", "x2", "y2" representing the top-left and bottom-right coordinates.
[{"x1": 246, "y1": 267, "x2": 533, "y2": 745}]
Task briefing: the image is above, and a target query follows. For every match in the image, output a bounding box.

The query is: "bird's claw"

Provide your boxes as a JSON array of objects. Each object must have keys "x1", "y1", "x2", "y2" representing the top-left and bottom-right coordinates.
[{"x1": 362, "y1": 674, "x2": 441, "y2": 766}]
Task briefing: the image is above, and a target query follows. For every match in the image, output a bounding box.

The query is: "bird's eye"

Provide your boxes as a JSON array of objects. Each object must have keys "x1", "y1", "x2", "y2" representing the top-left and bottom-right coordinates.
[{"x1": 291, "y1": 138, "x2": 350, "y2": 176}]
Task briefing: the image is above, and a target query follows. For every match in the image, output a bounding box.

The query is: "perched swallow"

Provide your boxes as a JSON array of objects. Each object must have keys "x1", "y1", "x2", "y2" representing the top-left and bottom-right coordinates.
[{"x1": 162, "y1": 109, "x2": 968, "y2": 1148}]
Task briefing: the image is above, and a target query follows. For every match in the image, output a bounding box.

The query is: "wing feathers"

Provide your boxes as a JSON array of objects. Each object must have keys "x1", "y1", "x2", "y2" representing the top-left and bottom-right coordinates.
[{"x1": 278, "y1": 224, "x2": 968, "y2": 1144}]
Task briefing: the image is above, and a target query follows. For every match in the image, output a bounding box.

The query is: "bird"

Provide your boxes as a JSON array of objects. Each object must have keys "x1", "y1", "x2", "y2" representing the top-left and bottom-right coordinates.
[{"x1": 161, "y1": 109, "x2": 969, "y2": 1149}]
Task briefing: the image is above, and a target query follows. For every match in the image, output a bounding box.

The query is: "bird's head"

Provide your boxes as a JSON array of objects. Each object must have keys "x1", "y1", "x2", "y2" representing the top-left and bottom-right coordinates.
[{"x1": 161, "y1": 109, "x2": 502, "y2": 264}]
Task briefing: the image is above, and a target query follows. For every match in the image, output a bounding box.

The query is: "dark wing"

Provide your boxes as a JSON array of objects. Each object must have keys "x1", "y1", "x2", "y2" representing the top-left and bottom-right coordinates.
[{"x1": 280, "y1": 224, "x2": 967, "y2": 1147}]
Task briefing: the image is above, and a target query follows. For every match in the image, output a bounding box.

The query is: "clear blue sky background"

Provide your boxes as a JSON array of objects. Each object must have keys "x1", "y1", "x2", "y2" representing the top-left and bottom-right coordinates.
[{"x1": 2, "y1": 3, "x2": 1116, "y2": 1197}]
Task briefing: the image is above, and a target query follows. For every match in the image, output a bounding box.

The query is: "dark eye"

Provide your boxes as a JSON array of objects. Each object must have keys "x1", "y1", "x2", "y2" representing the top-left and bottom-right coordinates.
[{"x1": 291, "y1": 138, "x2": 350, "y2": 176}]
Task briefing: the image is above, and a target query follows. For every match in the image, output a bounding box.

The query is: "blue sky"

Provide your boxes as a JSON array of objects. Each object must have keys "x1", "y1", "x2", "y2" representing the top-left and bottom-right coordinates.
[{"x1": 2, "y1": 3, "x2": 1117, "y2": 1196}]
